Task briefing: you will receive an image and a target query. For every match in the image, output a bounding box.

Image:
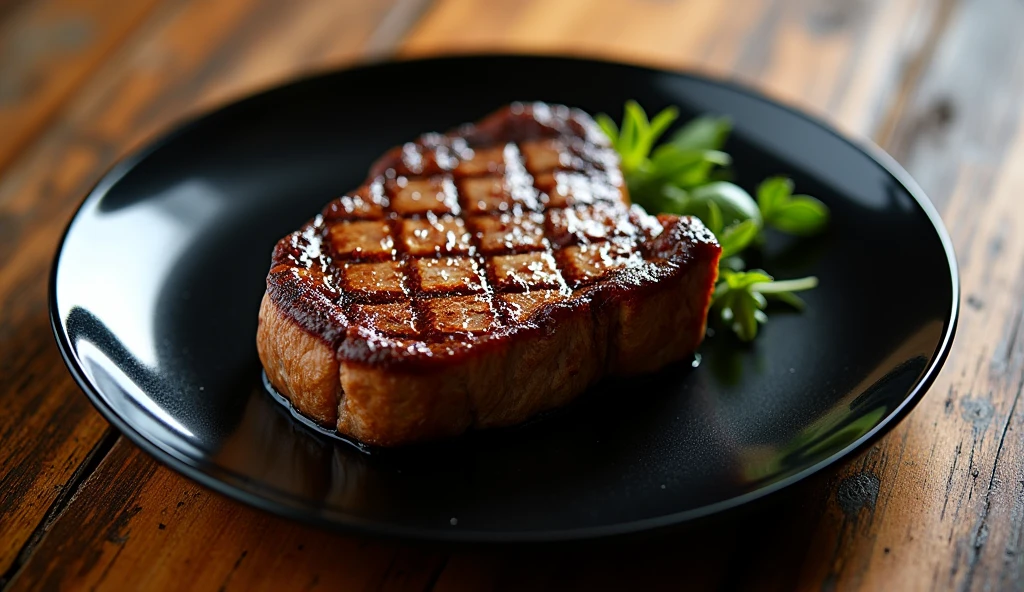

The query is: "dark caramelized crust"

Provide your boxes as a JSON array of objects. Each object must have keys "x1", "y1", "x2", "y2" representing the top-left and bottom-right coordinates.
[{"x1": 257, "y1": 102, "x2": 721, "y2": 446}]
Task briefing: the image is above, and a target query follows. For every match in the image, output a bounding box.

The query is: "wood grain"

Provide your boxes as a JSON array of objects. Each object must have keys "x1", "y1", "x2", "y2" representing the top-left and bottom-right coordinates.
[
  {"x1": 7, "y1": 440, "x2": 447, "y2": 592},
  {"x1": 0, "y1": 0, "x2": 423, "y2": 583},
  {"x1": 8, "y1": 437, "x2": 836, "y2": 591},
  {"x1": 796, "y1": 1, "x2": 1024, "y2": 589},
  {"x1": 4, "y1": 0, "x2": 1024, "y2": 589},
  {"x1": 403, "y1": 0, "x2": 940, "y2": 137},
  {"x1": 0, "y1": 0, "x2": 163, "y2": 175},
  {"x1": 1, "y1": 0, "x2": 948, "y2": 589}
]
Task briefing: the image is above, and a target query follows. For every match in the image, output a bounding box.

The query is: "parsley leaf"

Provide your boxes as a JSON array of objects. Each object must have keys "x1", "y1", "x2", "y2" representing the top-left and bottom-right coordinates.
[
  {"x1": 601, "y1": 101, "x2": 680, "y2": 174},
  {"x1": 757, "y1": 176, "x2": 829, "y2": 236},
  {"x1": 688, "y1": 182, "x2": 761, "y2": 228},
  {"x1": 718, "y1": 219, "x2": 760, "y2": 259}
]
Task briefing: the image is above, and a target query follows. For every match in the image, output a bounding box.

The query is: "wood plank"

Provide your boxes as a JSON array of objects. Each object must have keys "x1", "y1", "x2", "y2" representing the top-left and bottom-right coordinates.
[
  {"x1": 10, "y1": 0, "x2": 1024, "y2": 589},
  {"x1": 7, "y1": 440, "x2": 445, "y2": 592},
  {"x1": 0, "y1": 0, "x2": 164, "y2": 175},
  {"x1": 402, "y1": 0, "x2": 940, "y2": 138},
  {"x1": 793, "y1": 0, "x2": 1024, "y2": 590},
  {"x1": 9, "y1": 439, "x2": 840, "y2": 591},
  {"x1": 0, "y1": 0, "x2": 31, "y2": 22},
  {"x1": 0, "y1": 116, "x2": 121, "y2": 576},
  {"x1": 4, "y1": 0, "x2": 945, "y2": 589},
  {"x1": 0, "y1": 0, "x2": 425, "y2": 584}
]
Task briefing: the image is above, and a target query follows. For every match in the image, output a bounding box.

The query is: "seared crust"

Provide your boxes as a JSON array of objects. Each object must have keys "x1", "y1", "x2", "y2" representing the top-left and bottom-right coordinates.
[
  {"x1": 257, "y1": 294, "x2": 340, "y2": 425},
  {"x1": 258, "y1": 247, "x2": 716, "y2": 445},
  {"x1": 257, "y1": 103, "x2": 721, "y2": 446}
]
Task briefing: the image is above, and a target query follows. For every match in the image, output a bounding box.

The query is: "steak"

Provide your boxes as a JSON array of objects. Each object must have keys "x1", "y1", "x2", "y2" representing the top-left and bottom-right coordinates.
[{"x1": 257, "y1": 102, "x2": 721, "y2": 447}]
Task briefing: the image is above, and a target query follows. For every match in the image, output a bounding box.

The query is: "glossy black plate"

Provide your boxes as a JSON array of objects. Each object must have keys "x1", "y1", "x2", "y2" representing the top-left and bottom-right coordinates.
[{"x1": 51, "y1": 55, "x2": 958, "y2": 542}]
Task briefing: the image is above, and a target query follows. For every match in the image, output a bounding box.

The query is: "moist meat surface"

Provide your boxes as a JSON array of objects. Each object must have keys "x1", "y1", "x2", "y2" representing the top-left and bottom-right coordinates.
[{"x1": 257, "y1": 102, "x2": 721, "y2": 446}]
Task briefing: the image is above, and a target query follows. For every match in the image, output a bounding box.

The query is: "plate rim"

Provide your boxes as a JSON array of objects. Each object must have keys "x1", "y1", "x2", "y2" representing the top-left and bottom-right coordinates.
[{"x1": 48, "y1": 53, "x2": 961, "y2": 543}]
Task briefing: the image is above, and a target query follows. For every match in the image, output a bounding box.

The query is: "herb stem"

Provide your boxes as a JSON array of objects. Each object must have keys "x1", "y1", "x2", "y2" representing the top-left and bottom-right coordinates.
[{"x1": 751, "y1": 276, "x2": 819, "y2": 293}]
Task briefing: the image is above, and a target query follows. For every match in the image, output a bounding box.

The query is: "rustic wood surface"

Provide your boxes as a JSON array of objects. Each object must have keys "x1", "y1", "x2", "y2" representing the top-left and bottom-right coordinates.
[{"x1": 0, "y1": 0, "x2": 1021, "y2": 589}]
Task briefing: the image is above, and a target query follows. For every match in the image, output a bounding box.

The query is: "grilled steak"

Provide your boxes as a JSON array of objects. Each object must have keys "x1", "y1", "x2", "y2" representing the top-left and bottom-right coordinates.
[{"x1": 257, "y1": 102, "x2": 721, "y2": 447}]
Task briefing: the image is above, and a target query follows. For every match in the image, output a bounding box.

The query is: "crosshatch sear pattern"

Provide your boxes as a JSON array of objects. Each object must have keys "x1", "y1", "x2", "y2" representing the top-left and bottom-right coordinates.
[
  {"x1": 260, "y1": 102, "x2": 721, "y2": 443},
  {"x1": 267, "y1": 102, "x2": 719, "y2": 359}
]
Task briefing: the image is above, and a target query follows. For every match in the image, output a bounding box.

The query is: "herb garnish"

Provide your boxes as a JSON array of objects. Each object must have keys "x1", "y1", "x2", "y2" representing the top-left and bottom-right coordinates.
[{"x1": 598, "y1": 101, "x2": 827, "y2": 341}]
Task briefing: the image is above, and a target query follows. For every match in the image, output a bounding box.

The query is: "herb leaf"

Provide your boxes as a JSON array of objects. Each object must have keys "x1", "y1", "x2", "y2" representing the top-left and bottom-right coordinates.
[
  {"x1": 769, "y1": 198, "x2": 830, "y2": 235},
  {"x1": 712, "y1": 271, "x2": 819, "y2": 341},
  {"x1": 689, "y1": 182, "x2": 762, "y2": 227},
  {"x1": 649, "y1": 145, "x2": 731, "y2": 189},
  {"x1": 721, "y1": 269, "x2": 773, "y2": 289},
  {"x1": 669, "y1": 115, "x2": 731, "y2": 151},
  {"x1": 705, "y1": 199, "x2": 724, "y2": 235},
  {"x1": 612, "y1": 101, "x2": 680, "y2": 174},
  {"x1": 596, "y1": 113, "x2": 619, "y2": 145},
  {"x1": 757, "y1": 176, "x2": 829, "y2": 236},
  {"x1": 645, "y1": 107, "x2": 681, "y2": 155},
  {"x1": 718, "y1": 220, "x2": 759, "y2": 258},
  {"x1": 756, "y1": 176, "x2": 792, "y2": 216}
]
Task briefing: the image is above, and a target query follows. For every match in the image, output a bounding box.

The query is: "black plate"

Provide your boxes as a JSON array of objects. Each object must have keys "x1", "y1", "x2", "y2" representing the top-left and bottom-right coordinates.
[{"x1": 50, "y1": 55, "x2": 958, "y2": 542}]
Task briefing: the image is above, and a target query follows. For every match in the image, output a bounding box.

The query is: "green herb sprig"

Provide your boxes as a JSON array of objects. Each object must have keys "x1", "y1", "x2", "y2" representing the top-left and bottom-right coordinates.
[
  {"x1": 599, "y1": 102, "x2": 828, "y2": 341},
  {"x1": 712, "y1": 271, "x2": 819, "y2": 341}
]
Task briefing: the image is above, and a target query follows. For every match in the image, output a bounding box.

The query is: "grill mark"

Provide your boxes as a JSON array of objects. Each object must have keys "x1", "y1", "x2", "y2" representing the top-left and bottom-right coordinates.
[{"x1": 269, "y1": 103, "x2": 722, "y2": 365}]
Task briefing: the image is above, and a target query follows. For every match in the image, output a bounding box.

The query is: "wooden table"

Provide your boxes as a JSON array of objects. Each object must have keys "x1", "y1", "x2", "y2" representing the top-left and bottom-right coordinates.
[{"x1": 2, "y1": 0, "x2": 1023, "y2": 589}]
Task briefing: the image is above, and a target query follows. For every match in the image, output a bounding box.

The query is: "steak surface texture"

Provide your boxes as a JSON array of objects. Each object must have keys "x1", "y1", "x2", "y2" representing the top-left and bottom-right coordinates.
[{"x1": 257, "y1": 102, "x2": 721, "y2": 446}]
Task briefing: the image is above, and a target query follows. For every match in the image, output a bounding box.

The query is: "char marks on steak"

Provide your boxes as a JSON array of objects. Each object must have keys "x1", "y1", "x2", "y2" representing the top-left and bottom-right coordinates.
[{"x1": 258, "y1": 102, "x2": 721, "y2": 446}]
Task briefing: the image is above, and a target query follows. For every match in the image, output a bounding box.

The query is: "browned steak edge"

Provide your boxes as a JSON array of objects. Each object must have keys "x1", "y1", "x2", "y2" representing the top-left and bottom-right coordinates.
[{"x1": 258, "y1": 229, "x2": 720, "y2": 446}]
